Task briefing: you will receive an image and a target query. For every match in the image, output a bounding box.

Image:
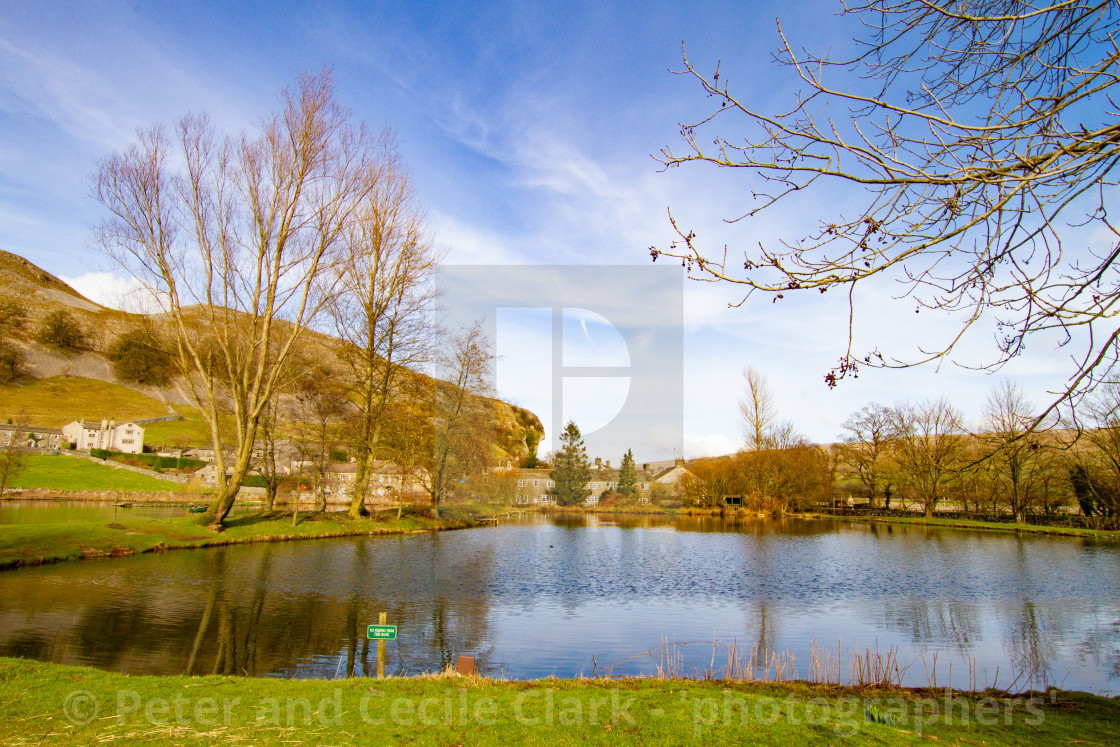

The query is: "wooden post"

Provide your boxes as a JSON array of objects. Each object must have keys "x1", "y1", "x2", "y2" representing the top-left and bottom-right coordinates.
[{"x1": 377, "y1": 611, "x2": 387, "y2": 679}]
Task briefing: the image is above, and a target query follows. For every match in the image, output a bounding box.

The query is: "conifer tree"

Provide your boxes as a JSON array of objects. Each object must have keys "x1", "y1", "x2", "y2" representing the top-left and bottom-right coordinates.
[
  {"x1": 618, "y1": 448, "x2": 638, "y2": 500},
  {"x1": 549, "y1": 421, "x2": 592, "y2": 506}
]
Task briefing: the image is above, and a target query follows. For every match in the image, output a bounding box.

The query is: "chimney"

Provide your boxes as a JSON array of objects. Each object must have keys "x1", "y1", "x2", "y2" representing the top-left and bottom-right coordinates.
[
  {"x1": 675, "y1": 457, "x2": 685, "y2": 468},
  {"x1": 605, "y1": 460, "x2": 611, "y2": 468},
  {"x1": 642, "y1": 463, "x2": 649, "y2": 471},
  {"x1": 595, "y1": 457, "x2": 601, "y2": 466}
]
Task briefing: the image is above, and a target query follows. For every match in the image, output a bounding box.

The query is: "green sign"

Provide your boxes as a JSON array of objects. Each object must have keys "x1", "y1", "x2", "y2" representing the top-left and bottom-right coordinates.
[{"x1": 367, "y1": 625, "x2": 398, "y2": 640}]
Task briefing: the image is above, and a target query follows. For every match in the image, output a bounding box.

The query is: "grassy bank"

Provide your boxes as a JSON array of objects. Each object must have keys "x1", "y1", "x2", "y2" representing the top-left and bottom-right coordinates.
[
  {"x1": 0, "y1": 506, "x2": 493, "y2": 571},
  {"x1": 809, "y1": 512, "x2": 1120, "y2": 540},
  {"x1": 0, "y1": 657, "x2": 1115, "y2": 746},
  {"x1": 8, "y1": 453, "x2": 192, "y2": 492}
]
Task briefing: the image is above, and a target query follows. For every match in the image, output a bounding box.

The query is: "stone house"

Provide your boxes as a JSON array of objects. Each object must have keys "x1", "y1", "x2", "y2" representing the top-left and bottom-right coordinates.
[
  {"x1": 325, "y1": 460, "x2": 428, "y2": 500},
  {"x1": 0, "y1": 424, "x2": 63, "y2": 451},
  {"x1": 505, "y1": 457, "x2": 694, "y2": 506},
  {"x1": 62, "y1": 419, "x2": 144, "y2": 454}
]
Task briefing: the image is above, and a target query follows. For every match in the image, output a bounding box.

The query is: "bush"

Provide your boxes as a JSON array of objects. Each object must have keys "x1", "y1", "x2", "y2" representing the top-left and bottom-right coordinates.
[
  {"x1": 37, "y1": 310, "x2": 85, "y2": 350},
  {"x1": 0, "y1": 300, "x2": 26, "y2": 332},
  {"x1": 90, "y1": 448, "x2": 111, "y2": 459},
  {"x1": 107, "y1": 329, "x2": 174, "y2": 384},
  {"x1": 0, "y1": 340, "x2": 25, "y2": 382}
]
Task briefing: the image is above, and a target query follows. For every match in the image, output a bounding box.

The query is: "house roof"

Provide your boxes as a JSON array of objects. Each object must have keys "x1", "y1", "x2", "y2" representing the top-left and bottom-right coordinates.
[{"x1": 0, "y1": 424, "x2": 62, "y2": 435}]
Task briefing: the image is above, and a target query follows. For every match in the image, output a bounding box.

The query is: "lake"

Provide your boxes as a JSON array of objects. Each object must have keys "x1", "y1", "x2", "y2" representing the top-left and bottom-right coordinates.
[{"x1": 0, "y1": 512, "x2": 1117, "y2": 693}]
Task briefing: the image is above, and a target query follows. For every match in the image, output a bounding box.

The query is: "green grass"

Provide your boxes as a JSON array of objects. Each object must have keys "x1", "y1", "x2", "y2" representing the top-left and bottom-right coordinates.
[
  {"x1": 0, "y1": 375, "x2": 172, "y2": 427},
  {"x1": 0, "y1": 508, "x2": 486, "y2": 570},
  {"x1": 814, "y1": 512, "x2": 1120, "y2": 540},
  {"x1": 0, "y1": 657, "x2": 1115, "y2": 746},
  {"x1": 8, "y1": 454, "x2": 192, "y2": 492},
  {"x1": 141, "y1": 405, "x2": 220, "y2": 448}
]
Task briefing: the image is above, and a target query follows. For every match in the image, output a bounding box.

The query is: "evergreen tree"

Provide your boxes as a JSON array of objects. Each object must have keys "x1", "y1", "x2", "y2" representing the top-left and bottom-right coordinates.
[
  {"x1": 549, "y1": 421, "x2": 592, "y2": 505},
  {"x1": 618, "y1": 448, "x2": 638, "y2": 500}
]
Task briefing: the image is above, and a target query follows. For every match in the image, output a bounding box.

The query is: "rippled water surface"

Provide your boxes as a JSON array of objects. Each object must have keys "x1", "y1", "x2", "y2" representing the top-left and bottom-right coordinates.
[{"x1": 0, "y1": 513, "x2": 1117, "y2": 693}]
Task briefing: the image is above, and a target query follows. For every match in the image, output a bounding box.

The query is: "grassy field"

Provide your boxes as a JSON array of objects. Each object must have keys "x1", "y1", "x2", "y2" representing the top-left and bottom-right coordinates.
[
  {"x1": 0, "y1": 375, "x2": 173, "y2": 426},
  {"x1": 0, "y1": 657, "x2": 1115, "y2": 746},
  {"x1": 0, "y1": 506, "x2": 495, "y2": 570},
  {"x1": 7, "y1": 453, "x2": 192, "y2": 493},
  {"x1": 813, "y1": 512, "x2": 1120, "y2": 540},
  {"x1": 142, "y1": 404, "x2": 232, "y2": 449}
]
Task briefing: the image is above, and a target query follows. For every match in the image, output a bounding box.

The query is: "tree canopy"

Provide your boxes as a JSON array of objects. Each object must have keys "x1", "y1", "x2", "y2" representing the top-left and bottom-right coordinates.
[
  {"x1": 655, "y1": 1, "x2": 1120, "y2": 420},
  {"x1": 549, "y1": 421, "x2": 592, "y2": 506}
]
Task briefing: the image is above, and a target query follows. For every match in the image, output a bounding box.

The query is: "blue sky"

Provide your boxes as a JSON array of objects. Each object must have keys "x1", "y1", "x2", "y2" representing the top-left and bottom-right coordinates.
[{"x1": 0, "y1": 1, "x2": 1082, "y2": 459}]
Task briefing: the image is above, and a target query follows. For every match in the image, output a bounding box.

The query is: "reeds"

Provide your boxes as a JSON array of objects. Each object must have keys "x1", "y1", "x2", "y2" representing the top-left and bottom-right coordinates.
[{"x1": 598, "y1": 636, "x2": 1037, "y2": 694}]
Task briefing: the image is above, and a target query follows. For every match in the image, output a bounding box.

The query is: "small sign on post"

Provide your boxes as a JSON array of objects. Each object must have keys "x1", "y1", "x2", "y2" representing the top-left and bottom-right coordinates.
[
  {"x1": 369, "y1": 612, "x2": 393, "y2": 679},
  {"x1": 366, "y1": 625, "x2": 398, "y2": 640}
]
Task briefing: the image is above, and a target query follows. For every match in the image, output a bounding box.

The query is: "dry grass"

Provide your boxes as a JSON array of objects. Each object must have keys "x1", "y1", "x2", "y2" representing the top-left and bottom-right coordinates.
[{"x1": 0, "y1": 376, "x2": 173, "y2": 427}]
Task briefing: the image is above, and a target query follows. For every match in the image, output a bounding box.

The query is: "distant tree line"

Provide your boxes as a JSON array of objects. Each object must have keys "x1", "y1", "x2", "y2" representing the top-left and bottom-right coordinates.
[{"x1": 685, "y1": 369, "x2": 1120, "y2": 528}]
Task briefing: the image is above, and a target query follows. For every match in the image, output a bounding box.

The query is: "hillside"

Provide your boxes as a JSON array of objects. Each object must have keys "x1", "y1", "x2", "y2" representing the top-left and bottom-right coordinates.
[{"x1": 0, "y1": 250, "x2": 543, "y2": 458}]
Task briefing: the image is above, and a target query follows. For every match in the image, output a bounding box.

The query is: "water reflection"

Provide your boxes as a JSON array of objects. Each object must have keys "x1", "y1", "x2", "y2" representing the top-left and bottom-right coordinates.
[{"x1": 0, "y1": 514, "x2": 1117, "y2": 693}]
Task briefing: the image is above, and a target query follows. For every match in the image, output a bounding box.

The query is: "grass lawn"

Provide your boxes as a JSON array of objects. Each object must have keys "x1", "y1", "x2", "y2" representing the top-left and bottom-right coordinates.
[
  {"x1": 0, "y1": 376, "x2": 172, "y2": 427},
  {"x1": 7, "y1": 454, "x2": 191, "y2": 493},
  {"x1": 817, "y1": 512, "x2": 1120, "y2": 540},
  {"x1": 0, "y1": 506, "x2": 493, "y2": 570},
  {"x1": 142, "y1": 404, "x2": 226, "y2": 449},
  {"x1": 0, "y1": 657, "x2": 1115, "y2": 746}
]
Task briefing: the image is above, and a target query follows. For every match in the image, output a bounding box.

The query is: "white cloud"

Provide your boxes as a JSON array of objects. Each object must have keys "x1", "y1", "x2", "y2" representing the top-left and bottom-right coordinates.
[{"x1": 59, "y1": 272, "x2": 165, "y2": 314}]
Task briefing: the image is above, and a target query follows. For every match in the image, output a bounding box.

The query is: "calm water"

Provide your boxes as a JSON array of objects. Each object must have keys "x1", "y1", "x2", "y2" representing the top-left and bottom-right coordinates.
[{"x1": 0, "y1": 513, "x2": 1117, "y2": 693}]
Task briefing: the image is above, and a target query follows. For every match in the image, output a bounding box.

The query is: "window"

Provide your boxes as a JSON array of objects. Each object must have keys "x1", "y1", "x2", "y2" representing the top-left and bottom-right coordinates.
[
  {"x1": 533, "y1": 480, "x2": 539, "y2": 487},
  {"x1": 641, "y1": 483, "x2": 648, "y2": 490},
  {"x1": 547, "y1": 480, "x2": 555, "y2": 488},
  {"x1": 589, "y1": 482, "x2": 597, "y2": 490},
  {"x1": 518, "y1": 480, "x2": 526, "y2": 487}
]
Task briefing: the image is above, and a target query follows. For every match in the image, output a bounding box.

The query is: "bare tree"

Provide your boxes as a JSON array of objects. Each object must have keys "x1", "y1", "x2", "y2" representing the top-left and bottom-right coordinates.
[
  {"x1": 0, "y1": 423, "x2": 24, "y2": 496},
  {"x1": 837, "y1": 402, "x2": 898, "y2": 508},
  {"x1": 93, "y1": 71, "x2": 376, "y2": 527},
  {"x1": 654, "y1": 2, "x2": 1120, "y2": 418},
  {"x1": 891, "y1": 398, "x2": 967, "y2": 517},
  {"x1": 254, "y1": 393, "x2": 285, "y2": 512},
  {"x1": 981, "y1": 381, "x2": 1052, "y2": 523},
  {"x1": 292, "y1": 369, "x2": 349, "y2": 512},
  {"x1": 418, "y1": 323, "x2": 495, "y2": 518},
  {"x1": 331, "y1": 132, "x2": 442, "y2": 519},
  {"x1": 739, "y1": 366, "x2": 777, "y2": 451},
  {"x1": 1067, "y1": 381, "x2": 1120, "y2": 521}
]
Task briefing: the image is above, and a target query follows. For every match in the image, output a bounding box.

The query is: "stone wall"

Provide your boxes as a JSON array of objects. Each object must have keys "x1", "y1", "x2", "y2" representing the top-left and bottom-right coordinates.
[{"x1": 59, "y1": 450, "x2": 189, "y2": 484}]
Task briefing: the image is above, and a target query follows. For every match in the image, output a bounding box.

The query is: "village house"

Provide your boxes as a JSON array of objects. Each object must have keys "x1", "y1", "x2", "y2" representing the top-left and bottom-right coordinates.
[
  {"x1": 325, "y1": 460, "x2": 428, "y2": 500},
  {"x1": 504, "y1": 457, "x2": 694, "y2": 506},
  {"x1": 0, "y1": 424, "x2": 64, "y2": 451},
  {"x1": 61, "y1": 419, "x2": 144, "y2": 454}
]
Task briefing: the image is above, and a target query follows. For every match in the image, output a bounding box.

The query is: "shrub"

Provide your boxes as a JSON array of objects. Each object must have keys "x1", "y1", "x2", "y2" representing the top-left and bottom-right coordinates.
[
  {"x1": 37, "y1": 310, "x2": 85, "y2": 350},
  {"x1": 0, "y1": 300, "x2": 26, "y2": 332},
  {"x1": 107, "y1": 329, "x2": 174, "y2": 384},
  {"x1": 0, "y1": 340, "x2": 25, "y2": 382}
]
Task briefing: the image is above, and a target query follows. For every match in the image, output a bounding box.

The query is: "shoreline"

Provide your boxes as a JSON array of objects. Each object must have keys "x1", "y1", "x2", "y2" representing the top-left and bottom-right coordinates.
[
  {"x1": 2, "y1": 497, "x2": 1116, "y2": 575},
  {"x1": 0, "y1": 657, "x2": 1115, "y2": 745},
  {"x1": 546, "y1": 503, "x2": 1119, "y2": 539},
  {"x1": 0, "y1": 506, "x2": 503, "y2": 572}
]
